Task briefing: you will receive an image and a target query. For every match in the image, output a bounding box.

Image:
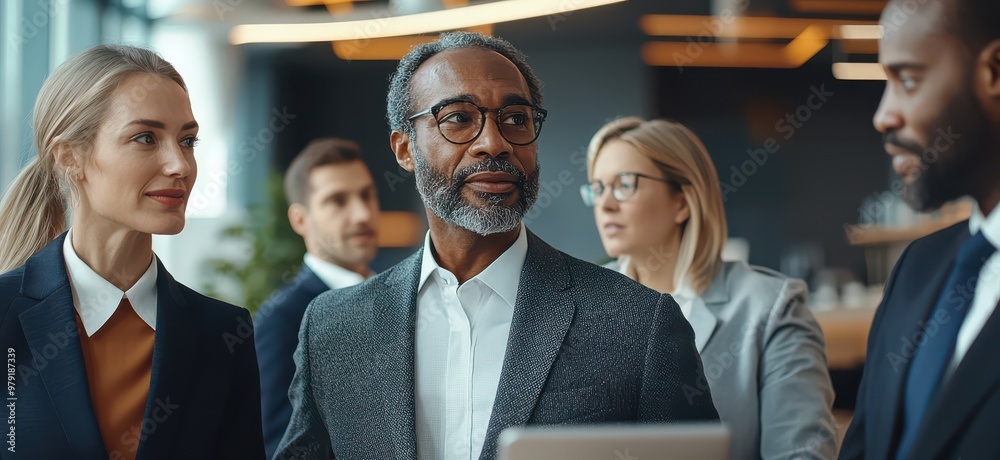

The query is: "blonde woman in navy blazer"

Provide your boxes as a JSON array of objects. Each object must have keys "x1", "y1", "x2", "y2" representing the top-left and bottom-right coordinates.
[
  {"x1": 0, "y1": 45, "x2": 264, "y2": 459},
  {"x1": 583, "y1": 117, "x2": 837, "y2": 459}
]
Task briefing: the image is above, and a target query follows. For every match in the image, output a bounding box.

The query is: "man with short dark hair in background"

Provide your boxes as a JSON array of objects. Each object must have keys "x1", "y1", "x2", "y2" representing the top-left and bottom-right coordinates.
[
  {"x1": 840, "y1": 0, "x2": 1000, "y2": 458},
  {"x1": 255, "y1": 138, "x2": 380, "y2": 459}
]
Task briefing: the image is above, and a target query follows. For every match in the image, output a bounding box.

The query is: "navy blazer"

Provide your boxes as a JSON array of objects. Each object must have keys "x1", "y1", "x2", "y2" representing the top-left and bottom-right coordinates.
[
  {"x1": 840, "y1": 221, "x2": 1000, "y2": 459},
  {"x1": 254, "y1": 265, "x2": 329, "y2": 459},
  {"x1": 275, "y1": 230, "x2": 720, "y2": 460},
  {"x1": 0, "y1": 233, "x2": 265, "y2": 460}
]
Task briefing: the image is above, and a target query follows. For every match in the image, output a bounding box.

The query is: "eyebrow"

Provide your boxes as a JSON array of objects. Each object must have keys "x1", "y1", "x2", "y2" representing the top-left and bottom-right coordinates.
[
  {"x1": 884, "y1": 63, "x2": 926, "y2": 76},
  {"x1": 123, "y1": 119, "x2": 199, "y2": 131},
  {"x1": 431, "y1": 93, "x2": 534, "y2": 108}
]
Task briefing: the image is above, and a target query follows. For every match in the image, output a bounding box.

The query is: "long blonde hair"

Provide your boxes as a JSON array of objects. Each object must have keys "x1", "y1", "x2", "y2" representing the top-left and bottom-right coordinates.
[
  {"x1": 587, "y1": 117, "x2": 727, "y2": 295},
  {"x1": 0, "y1": 45, "x2": 186, "y2": 273}
]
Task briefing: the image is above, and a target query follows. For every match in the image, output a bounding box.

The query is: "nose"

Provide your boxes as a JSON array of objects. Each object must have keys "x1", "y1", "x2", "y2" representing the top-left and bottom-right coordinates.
[
  {"x1": 348, "y1": 194, "x2": 376, "y2": 225},
  {"x1": 162, "y1": 144, "x2": 193, "y2": 178},
  {"x1": 872, "y1": 83, "x2": 903, "y2": 135},
  {"x1": 596, "y1": 184, "x2": 619, "y2": 212},
  {"x1": 469, "y1": 113, "x2": 513, "y2": 160}
]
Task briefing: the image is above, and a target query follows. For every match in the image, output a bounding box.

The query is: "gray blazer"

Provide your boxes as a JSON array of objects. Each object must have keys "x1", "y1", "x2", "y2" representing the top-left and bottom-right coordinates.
[
  {"x1": 609, "y1": 260, "x2": 837, "y2": 459},
  {"x1": 275, "y1": 230, "x2": 719, "y2": 460}
]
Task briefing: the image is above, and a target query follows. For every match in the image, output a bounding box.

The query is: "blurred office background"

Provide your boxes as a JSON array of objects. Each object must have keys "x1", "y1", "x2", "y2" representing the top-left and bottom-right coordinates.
[{"x1": 0, "y1": 0, "x2": 973, "y2": 417}]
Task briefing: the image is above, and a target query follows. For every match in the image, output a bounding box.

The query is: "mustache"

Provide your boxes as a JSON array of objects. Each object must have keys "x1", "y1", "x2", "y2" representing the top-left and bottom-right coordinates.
[
  {"x1": 452, "y1": 157, "x2": 526, "y2": 186},
  {"x1": 883, "y1": 132, "x2": 923, "y2": 156}
]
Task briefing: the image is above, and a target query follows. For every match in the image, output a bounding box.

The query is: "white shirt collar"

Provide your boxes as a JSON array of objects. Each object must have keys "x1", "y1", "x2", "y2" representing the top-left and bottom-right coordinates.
[
  {"x1": 303, "y1": 252, "x2": 370, "y2": 290},
  {"x1": 62, "y1": 229, "x2": 158, "y2": 337},
  {"x1": 970, "y1": 201, "x2": 1000, "y2": 250},
  {"x1": 418, "y1": 223, "x2": 528, "y2": 308}
]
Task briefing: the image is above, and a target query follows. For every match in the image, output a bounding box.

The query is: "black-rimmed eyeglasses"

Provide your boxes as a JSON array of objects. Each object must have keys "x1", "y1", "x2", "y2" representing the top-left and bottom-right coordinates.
[
  {"x1": 407, "y1": 100, "x2": 548, "y2": 146},
  {"x1": 580, "y1": 172, "x2": 675, "y2": 206}
]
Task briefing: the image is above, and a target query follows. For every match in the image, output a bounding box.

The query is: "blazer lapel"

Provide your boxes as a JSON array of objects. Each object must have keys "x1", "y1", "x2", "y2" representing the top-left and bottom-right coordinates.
[
  {"x1": 135, "y1": 262, "x2": 198, "y2": 459},
  {"x1": 872, "y1": 230, "x2": 967, "y2": 460},
  {"x1": 480, "y1": 231, "x2": 575, "y2": 460},
  {"x1": 374, "y1": 251, "x2": 421, "y2": 459},
  {"x1": 911, "y1": 298, "x2": 1000, "y2": 459},
  {"x1": 17, "y1": 233, "x2": 107, "y2": 459},
  {"x1": 687, "y1": 298, "x2": 718, "y2": 353},
  {"x1": 692, "y1": 267, "x2": 728, "y2": 353}
]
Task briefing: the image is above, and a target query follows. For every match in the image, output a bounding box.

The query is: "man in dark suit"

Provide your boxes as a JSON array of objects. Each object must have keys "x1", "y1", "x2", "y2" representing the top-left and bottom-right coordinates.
[
  {"x1": 840, "y1": 0, "x2": 1000, "y2": 458},
  {"x1": 274, "y1": 32, "x2": 718, "y2": 460},
  {"x1": 254, "y1": 138, "x2": 380, "y2": 459}
]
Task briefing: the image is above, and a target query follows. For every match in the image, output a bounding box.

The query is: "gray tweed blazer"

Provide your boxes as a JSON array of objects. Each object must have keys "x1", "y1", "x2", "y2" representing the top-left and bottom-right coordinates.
[{"x1": 274, "y1": 230, "x2": 719, "y2": 460}]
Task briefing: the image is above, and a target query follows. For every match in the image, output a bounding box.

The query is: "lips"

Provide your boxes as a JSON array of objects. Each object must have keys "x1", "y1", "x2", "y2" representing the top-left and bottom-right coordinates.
[
  {"x1": 603, "y1": 223, "x2": 625, "y2": 237},
  {"x1": 146, "y1": 189, "x2": 186, "y2": 208},
  {"x1": 465, "y1": 171, "x2": 518, "y2": 194}
]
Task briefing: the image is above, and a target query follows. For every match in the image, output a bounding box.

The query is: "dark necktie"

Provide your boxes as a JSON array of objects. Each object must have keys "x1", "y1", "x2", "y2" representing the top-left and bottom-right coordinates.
[{"x1": 896, "y1": 230, "x2": 996, "y2": 459}]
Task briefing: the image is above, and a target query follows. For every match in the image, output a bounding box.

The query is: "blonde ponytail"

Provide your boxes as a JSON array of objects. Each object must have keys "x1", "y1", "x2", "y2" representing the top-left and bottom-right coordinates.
[{"x1": 0, "y1": 158, "x2": 65, "y2": 272}]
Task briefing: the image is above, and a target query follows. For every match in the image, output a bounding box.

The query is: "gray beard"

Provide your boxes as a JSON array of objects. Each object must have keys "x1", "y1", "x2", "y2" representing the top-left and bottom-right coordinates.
[{"x1": 411, "y1": 147, "x2": 539, "y2": 236}]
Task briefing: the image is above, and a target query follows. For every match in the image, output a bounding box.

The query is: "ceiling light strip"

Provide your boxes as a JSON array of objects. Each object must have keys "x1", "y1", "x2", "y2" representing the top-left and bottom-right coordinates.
[{"x1": 231, "y1": 0, "x2": 625, "y2": 45}]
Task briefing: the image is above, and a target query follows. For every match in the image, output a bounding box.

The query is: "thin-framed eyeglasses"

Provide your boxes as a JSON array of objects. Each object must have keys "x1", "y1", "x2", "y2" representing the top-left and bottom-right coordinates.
[
  {"x1": 407, "y1": 100, "x2": 548, "y2": 146},
  {"x1": 580, "y1": 172, "x2": 674, "y2": 206}
]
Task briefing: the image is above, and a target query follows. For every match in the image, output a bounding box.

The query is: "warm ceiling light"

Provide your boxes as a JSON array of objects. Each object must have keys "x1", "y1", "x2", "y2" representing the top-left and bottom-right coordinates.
[
  {"x1": 791, "y1": 0, "x2": 887, "y2": 15},
  {"x1": 640, "y1": 15, "x2": 878, "y2": 40},
  {"x1": 642, "y1": 26, "x2": 829, "y2": 68},
  {"x1": 832, "y1": 62, "x2": 886, "y2": 80},
  {"x1": 838, "y1": 24, "x2": 882, "y2": 39},
  {"x1": 333, "y1": 25, "x2": 492, "y2": 60},
  {"x1": 784, "y1": 25, "x2": 828, "y2": 65},
  {"x1": 230, "y1": 0, "x2": 626, "y2": 45},
  {"x1": 285, "y1": 0, "x2": 366, "y2": 6}
]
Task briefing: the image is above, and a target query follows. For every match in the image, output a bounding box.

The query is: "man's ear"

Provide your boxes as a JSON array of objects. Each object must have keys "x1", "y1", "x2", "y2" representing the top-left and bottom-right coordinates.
[
  {"x1": 977, "y1": 39, "x2": 1000, "y2": 98},
  {"x1": 390, "y1": 131, "x2": 415, "y2": 173},
  {"x1": 288, "y1": 203, "x2": 309, "y2": 238}
]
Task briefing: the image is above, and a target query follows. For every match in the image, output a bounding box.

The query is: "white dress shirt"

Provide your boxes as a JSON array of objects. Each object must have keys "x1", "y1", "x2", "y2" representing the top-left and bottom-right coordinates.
[
  {"x1": 302, "y1": 252, "x2": 369, "y2": 290},
  {"x1": 62, "y1": 229, "x2": 158, "y2": 337},
  {"x1": 946, "y1": 202, "x2": 1000, "y2": 376},
  {"x1": 414, "y1": 224, "x2": 527, "y2": 460}
]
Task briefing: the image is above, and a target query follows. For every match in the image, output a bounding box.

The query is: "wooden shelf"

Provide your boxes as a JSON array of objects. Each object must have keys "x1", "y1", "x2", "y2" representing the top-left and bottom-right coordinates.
[{"x1": 845, "y1": 202, "x2": 972, "y2": 246}]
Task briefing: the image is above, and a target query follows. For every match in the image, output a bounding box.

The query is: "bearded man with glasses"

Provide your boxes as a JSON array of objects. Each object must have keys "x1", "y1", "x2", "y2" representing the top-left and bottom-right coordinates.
[{"x1": 274, "y1": 32, "x2": 719, "y2": 460}]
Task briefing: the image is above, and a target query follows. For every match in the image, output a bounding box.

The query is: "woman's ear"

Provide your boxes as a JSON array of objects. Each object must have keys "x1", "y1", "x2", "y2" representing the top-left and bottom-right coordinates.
[
  {"x1": 674, "y1": 189, "x2": 691, "y2": 225},
  {"x1": 52, "y1": 144, "x2": 83, "y2": 182}
]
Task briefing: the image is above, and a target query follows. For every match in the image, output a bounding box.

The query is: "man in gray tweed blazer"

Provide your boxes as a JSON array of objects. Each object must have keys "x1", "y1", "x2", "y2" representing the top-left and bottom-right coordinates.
[{"x1": 274, "y1": 32, "x2": 719, "y2": 460}]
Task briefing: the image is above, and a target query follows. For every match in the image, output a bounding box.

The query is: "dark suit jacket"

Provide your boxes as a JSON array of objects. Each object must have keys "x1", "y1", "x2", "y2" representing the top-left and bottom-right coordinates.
[
  {"x1": 840, "y1": 221, "x2": 1000, "y2": 459},
  {"x1": 275, "y1": 230, "x2": 719, "y2": 460},
  {"x1": 254, "y1": 265, "x2": 329, "y2": 459},
  {"x1": 0, "y1": 233, "x2": 265, "y2": 460}
]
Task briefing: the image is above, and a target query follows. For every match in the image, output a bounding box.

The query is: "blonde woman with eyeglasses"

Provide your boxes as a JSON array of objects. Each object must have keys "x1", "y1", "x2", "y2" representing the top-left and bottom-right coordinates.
[
  {"x1": 584, "y1": 117, "x2": 837, "y2": 460},
  {"x1": 0, "y1": 45, "x2": 264, "y2": 459}
]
